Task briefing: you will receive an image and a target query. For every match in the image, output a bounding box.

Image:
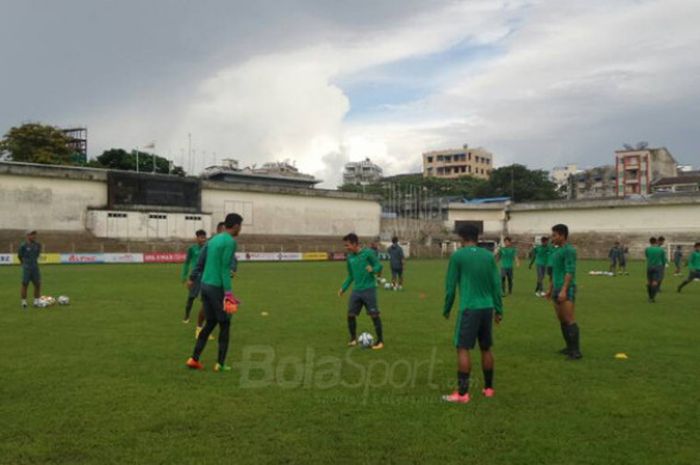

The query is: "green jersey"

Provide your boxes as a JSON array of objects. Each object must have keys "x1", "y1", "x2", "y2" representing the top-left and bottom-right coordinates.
[
  {"x1": 201, "y1": 233, "x2": 236, "y2": 291},
  {"x1": 530, "y1": 244, "x2": 550, "y2": 266},
  {"x1": 498, "y1": 246, "x2": 516, "y2": 269},
  {"x1": 181, "y1": 244, "x2": 204, "y2": 281},
  {"x1": 688, "y1": 250, "x2": 700, "y2": 271},
  {"x1": 341, "y1": 248, "x2": 383, "y2": 292},
  {"x1": 444, "y1": 245, "x2": 503, "y2": 316},
  {"x1": 551, "y1": 243, "x2": 576, "y2": 289},
  {"x1": 645, "y1": 246, "x2": 666, "y2": 269},
  {"x1": 546, "y1": 244, "x2": 557, "y2": 267},
  {"x1": 18, "y1": 241, "x2": 42, "y2": 268}
]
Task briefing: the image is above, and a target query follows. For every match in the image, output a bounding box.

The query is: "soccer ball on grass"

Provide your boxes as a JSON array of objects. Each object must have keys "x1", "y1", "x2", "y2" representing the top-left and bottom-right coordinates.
[{"x1": 358, "y1": 332, "x2": 374, "y2": 348}]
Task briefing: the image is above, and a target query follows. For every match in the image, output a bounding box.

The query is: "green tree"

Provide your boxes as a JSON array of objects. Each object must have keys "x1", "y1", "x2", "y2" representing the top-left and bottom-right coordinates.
[
  {"x1": 475, "y1": 164, "x2": 558, "y2": 202},
  {"x1": 0, "y1": 123, "x2": 75, "y2": 165},
  {"x1": 95, "y1": 148, "x2": 185, "y2": 175},
  {"x1": 339, "y1": 173, "x2": 488, "y2": 200}
]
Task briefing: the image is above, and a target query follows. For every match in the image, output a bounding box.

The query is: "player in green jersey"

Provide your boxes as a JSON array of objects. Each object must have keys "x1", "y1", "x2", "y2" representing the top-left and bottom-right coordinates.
[
  {"x1": 608, "y1": 242, "x2": 621, "y2": 274},
  {"x1": 339, "y1": 233, "x2": 384, "y2": 349},
  {"x1": 677, "y1": 242, "x2": 700, "y2": 293},
  {"x1": 181, "y1": 230, "x2": 207, "y2": 323},
  {"x1": 495, "y1": 237, "x2": 519, "y2": 296},
  {"x1": 442, "y1": 224, "x2": 503, "y2": 403},
  {"x1": 529, "y1": 236, "x2": 550, "y2": 297},
  {"x1": 546, "y1": 224, "x2": 582, "y2": 360},
  {"x1": 673, "y1": 245, "x2": 684, "y2": 276},
  {"x1": 186, "y1": 213, "x2": 242, "y2": 372},
  {"x1": 657, "y1": 236, "x2": 668, "y2": 292},
  {"x1": 18, "y1": 230, "x2": 42, "y2": 309},
  {"x1": 645, "y1": 237, "x2": 666, "y2": 303}
]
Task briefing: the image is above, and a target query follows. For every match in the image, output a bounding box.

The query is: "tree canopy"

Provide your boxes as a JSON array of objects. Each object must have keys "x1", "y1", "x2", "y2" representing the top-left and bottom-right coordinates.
[
  {"x1": 340, "y1": 164, "x2": 558, "y2": 202},
  {"x1": 0, "y1": 123, "x2": 75, "y2": 165},
  {"x1": 95, "y1": 148, "x2": 185, "y2": 175}
]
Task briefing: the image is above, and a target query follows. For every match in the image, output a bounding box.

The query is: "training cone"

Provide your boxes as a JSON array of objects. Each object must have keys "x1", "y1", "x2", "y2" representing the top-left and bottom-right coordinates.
[{"x1": 614, "y1": 353, "x2": 628, "y2": 360}]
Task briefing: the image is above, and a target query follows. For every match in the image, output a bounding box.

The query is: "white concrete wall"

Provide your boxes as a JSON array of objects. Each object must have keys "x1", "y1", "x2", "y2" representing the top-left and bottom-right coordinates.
[
  {"x1": 0, "y1": 173, "x2": 107, "y2": 231},
  {"x1": 86, "y1": 210, "x2": 212, "y2": 240},
  {"x1": 508, "y1": 203, "x2": 700, "y2": 235},
  {"x1": 202, "y1": 187, "x2": 381, "y2": 237}
]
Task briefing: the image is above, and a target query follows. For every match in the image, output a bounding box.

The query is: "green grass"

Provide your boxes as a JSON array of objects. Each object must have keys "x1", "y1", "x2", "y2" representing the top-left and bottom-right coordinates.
[{"x1": 1, "y1": 260, "x2": 699, "y2": 465}]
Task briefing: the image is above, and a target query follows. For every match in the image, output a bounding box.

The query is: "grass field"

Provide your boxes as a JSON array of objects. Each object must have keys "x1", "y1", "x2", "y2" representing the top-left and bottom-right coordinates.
[{"x1": 1, "y1": 259, "x2": 699, "y2": 465}]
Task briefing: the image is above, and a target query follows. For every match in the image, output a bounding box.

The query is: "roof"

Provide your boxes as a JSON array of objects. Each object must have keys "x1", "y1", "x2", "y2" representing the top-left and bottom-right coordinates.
[{"x1": 652, "y1": 175, "x2": 700, "y2": 186}]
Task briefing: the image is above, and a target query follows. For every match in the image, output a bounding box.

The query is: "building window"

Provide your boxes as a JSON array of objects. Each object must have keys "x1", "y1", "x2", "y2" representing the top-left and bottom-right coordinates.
[
  {"x1": 427, "y1": 156, "x2": 433, "y2": 163},
  {"x1": 427, "y1": 168, "x2": 433, "y2": 175}
]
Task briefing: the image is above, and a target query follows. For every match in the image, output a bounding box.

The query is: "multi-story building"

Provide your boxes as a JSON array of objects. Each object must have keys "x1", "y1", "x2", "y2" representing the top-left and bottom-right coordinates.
[
  {"x1": 615, "y1": 147, "x2": 677, "y2": 197},
  {"x1": 652, "y1": 170, "x2": 700, "y2": 194},
  {"x1": 550, "y1": 164, "x2": 580, "y2": 187},
  {"x1": 422, "y1": 145, "x2": 493, "y2": 180},
  {"x1": 343, "y1": 158, "x2": 383, "y2": 185},
  {"x1": 202, "y1": 159, "x2": 321, "y2": 189},
  {"x1": 567, "y1": 165, "x2": 617, "y2": 199}
]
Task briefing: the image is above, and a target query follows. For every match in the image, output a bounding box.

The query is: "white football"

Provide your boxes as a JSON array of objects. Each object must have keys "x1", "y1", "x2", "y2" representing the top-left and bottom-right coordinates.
[
  {"x1": 358, "y1": 332, "x2": 374, "y2": 348},
  {"x1": 58, "y1": 296, "x2": 70, "y2": 305}
]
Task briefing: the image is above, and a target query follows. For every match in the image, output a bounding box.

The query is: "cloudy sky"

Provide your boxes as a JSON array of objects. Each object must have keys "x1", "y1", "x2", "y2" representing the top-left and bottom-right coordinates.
[{"x1": 1, "y1": 0, "x2": 699, "y2": 186}]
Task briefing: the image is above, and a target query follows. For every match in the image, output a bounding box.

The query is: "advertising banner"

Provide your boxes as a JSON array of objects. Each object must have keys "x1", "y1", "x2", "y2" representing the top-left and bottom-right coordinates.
[
  {"x1": 143, "y1": 252, "x2": 187, "y2": 263},
  {"x1": 302, "y1": 252, "x2": 329, "y2": 261},
  {"x1": 39, "y1": 253, "x2": 62, "y2": 264},
  {"x1": 60, "y1": 253, "x2": 106, "y2": 264},
  {"x1": 0, "y1": 254, "x2": 15, "y2": 265},
  {"x1": 331, "y1": 252, "x2": 346, "y2": 261},
  {"x1": 103, "y1": 253, "x2": 145, "y2": 264},
  {"x1": 237, "y1": 252, "x2": 303, "y2": 262}
]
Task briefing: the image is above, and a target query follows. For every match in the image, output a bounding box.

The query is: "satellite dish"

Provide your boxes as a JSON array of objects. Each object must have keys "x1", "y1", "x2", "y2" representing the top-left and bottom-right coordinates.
[
  {"x1": 623, "y1": 144, "x2": 634, "y2": 150},
  {"x1": 636, "y1": 141, "x2": 649, "y2": 150}
]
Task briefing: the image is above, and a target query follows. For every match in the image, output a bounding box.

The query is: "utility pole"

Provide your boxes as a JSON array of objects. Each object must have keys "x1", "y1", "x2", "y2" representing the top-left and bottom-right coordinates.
[{"x1": 188, "y1": 133, "x2": 192, "y2": 175}]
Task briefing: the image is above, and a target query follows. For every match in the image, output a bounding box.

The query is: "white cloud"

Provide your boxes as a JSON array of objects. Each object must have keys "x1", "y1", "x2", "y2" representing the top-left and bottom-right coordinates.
[
  {"x1": 371, "y1": 0, "x2": 700, "y2": 169},
  {"x1": 161, "y1": 0, "x2": 525, "y2": 186},
  {"x1": 72, "y1": 0, "x2": 700, "y2": 186}
]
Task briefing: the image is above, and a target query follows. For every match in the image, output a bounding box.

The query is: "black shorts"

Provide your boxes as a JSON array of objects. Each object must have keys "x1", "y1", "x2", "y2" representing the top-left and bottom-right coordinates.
[
  {"x1": 647, "y1": 266, "x2": 663, "y2": 283},
  {"x1": 553, "y1": 285, "x2": 576, "y2": 303},
  {"x1": 22, "y1": 266, "x2": 41, "y2": 286},
  {"x1": 348, "y1": 289, "x2": 379, "y2": 316},
  {"x1": 536, "y1": 265, "x2": 546, "y2": 281},
  {"x1": 546, "y1": 266, "x2": 553, "y2": 277},
  {"x1": 454, "y1": 308, "x2": 493, "y2": 350},
  {"x1": 687, "y1": 270, "x2": 700, "y2": 280},
  {"x1": 500, "y1": 268, "x2": 513, "y2": 279},
  {"x1": 391, "y1": 267, "x2": 403, "y2": 279},
  {"x1": 200, "y1": 284, "x2": 230, "y2": 323},
  {"x1": 188, "y1": 279, "x2": 202, "y2": 299}
]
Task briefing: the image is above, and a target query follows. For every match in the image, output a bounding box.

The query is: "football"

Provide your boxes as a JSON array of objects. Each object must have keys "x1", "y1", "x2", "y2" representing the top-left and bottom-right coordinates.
[
  {"x1": 58, "y1": 296, "x2": 70, "y2": 305},
  {"x1": 384, "y1": 282, "x2": 392, "y2": 290},
  {"x1": 358, "y1": 332, "x2": 374, "y2": 348}
]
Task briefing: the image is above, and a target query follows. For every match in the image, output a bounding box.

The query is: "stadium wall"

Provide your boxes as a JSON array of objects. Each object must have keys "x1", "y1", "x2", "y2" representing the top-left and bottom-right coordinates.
[
  {"x1": 0, "y1": 163, "x2": 107, "y2": 232},
  {"x1": 0, "y1": 162, "x2": 381, "y2": 241},
  {"x1": 202, "y1": 181, "x2": 381, "y2": 237},
  {"x1": 446, "y1": 196, "x2": 700, "y2": 259}
]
